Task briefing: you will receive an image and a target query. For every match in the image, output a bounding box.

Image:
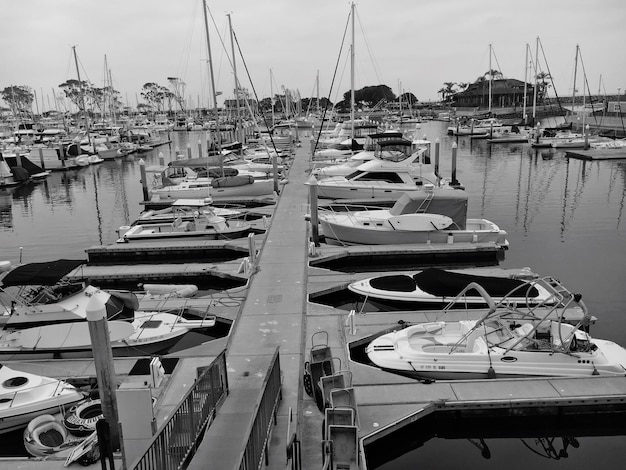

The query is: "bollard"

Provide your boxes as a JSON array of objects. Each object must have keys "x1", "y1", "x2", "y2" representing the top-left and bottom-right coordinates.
[
  {"x1": 451, "y1": 142, "x2": 458, "y2": 186},
  {"x1": 139, "y1": 159, "x2": 150, "y2": 201},
  {"x1": 434, "y1": 139, "x2": 440, "y2": 181},
  {"x1": 86, "y1": 297, "x2": 121, "y2": 450},
  {"x1": 158, "y1": 152, "x2": 165, "y2": 167}
]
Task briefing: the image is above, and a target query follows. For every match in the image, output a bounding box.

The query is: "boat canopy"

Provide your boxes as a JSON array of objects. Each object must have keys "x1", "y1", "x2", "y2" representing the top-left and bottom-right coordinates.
[
  {"x1": 368, "y1": 268, "x2": 540, "y2": 298},
  {"x1": 0, "y1": 259, "x2": 85, "y2": 286},
  {"x1": 376, "y1": 138, "x2": 412, "y2": 148},
  {"x1": 388, "y1": 189, "x2": 468, "y2": 229}
]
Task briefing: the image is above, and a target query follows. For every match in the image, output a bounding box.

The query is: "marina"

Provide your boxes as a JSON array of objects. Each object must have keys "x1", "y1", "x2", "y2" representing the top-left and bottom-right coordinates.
[
  {"x1": 1, "y1": 119, "x2": 626, "y2": 469},
  {"x1": 1, "y1": 1, "x2": 626, "y2": 466}
]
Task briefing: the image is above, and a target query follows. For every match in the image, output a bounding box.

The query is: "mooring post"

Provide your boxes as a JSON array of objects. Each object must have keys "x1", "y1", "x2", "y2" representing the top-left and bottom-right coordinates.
[
  {"x1": 197, "y1": 139, "x2": 202, "y2": 159},
  {"x1": 584, "y1": 124, "x2": 590, "y2": 149},
  {"x1": 159, "y1": 151, "x2": 165, "y2": 167},
  {"x1": 139, "y1": 159, "x2": 150, "y2": 201},
  {"x1": 434, "y1": 139, "x2": 440, "y2": 182},
  {"x1": 308, "y1": 178, "x2": 320, "y2": 247},
  {"x1": 187, "y1": 143, "x2": 192, "y2": 160},
  {"x1": 451, "y1": 142, "x2": 458, "y2": 186},
  {"x1": 38, "y1": 147, "x2": 46, "y2": 170},
  {"x1": 86, "y1": 296, "x2": 121, "y2": 451},
  {"x1": 248, "y1": 232, "x2": 256, "y2": 265}
]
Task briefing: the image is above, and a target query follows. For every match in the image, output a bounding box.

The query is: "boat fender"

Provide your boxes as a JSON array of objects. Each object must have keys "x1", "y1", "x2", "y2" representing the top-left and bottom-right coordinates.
[
  {"x1": 63, "y1": 399, "x2": 103, "y2": 436},
  {"x1": 23, "y1": 414, "x2": 68, "y2": 457}
]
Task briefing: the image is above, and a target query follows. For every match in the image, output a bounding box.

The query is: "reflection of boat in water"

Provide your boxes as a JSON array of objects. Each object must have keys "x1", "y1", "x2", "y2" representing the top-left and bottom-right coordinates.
[{"x1": 366, "y1": 280, "x2": 626, "y2": 380}]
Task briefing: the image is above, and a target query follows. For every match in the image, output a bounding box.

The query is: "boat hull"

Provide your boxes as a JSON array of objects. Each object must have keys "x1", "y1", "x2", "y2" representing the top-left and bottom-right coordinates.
[{"x1": 320, "y1": 215, "x2": 508, "y2": 246}]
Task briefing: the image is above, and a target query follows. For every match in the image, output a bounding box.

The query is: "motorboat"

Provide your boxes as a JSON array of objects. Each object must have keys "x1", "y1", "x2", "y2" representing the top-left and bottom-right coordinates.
[
  {"x1": 366, "y1": 281, "x2": 626, "y2": 380},
  {"x1": 349, "y1": 267, "x2": 561, "y2": 309},
  {"x1": 0, "y1": 259, "x2": 139, "y2": 329},
  {"x1": 447, "y1": 118, "x2": 510, "y2": 136},
  {"x1": 312, "y1": 134, "x2": 435, "y2": 181},
  {"x1": 117, "y1": 209, "x2": 255, "y2": 242},
  {"x1": 132, "y1": 198, "x2": 243, "y2": 225},
  {"x1": 0, "y1": 363, "x2": 84, "y2": 434},
  {"x1": 0, "y1": 311, "x2": 216, "y2": 359},
  {"x1": 308, "y1": 157, "x2": 449, "y2": 201},
  {"x1": 318, "y1": 188, "x2": 508, "y2": 246}
]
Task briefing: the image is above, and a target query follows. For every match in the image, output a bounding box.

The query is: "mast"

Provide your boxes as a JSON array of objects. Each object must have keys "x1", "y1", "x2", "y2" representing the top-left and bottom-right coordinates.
[
  {"x1": 532, "y1": 37, "x2": 539, "y2": 123},
  {"x1": 350, "y1": 2, "x2": 355, "y2": 138},
  {"x1": 488, "y1": 44, "x2": 492, "y2": 113},
  {"x1": 202, "y1": 0, "x2": 220, "y2": 151},
  {"x1": 270, "y1": 69, "x2": 274, "y2": 126},
  {"x1": 227, "y1": 13, "x2": 241, "y2": 144},
  {"x1": 522, "y1": 43, "x2": 528, "y2": 125},
  {"x1": 571, "y1": 44, "x2": 579, "y2": 117},
  {"x1": 72, "y1": 45, "x2": 92, "y2": 148}
]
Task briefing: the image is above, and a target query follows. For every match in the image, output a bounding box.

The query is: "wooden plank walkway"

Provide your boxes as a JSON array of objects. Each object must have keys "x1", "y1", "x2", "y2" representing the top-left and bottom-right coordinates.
[{"x1": 565, "y1": 148, "x2": 626, "y2": 160}]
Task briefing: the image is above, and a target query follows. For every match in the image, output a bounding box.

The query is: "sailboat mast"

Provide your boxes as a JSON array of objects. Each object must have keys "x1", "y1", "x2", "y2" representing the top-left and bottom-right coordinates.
[
  {"x1": 532, "y1": 37, "x2": 539, "y2": 122},
  {"x1": 488, "y1": 44, "x2": 492, "y2": 113},
  {"x1": 72, "y1": 45, "x2": 92, "y2": 147},
  {"x1": 350, "y1": 2, "x2": 355, "y2": 138},
  {"x1": 202, "y1": 0, "x2": 220, "y2": 150},
  {"x1": 227, "y1": 13, "x2": 241, "y2": 144},
  {"x1": 571, "y1": 44, "x2": 579, "y2": 117},
  {"x1": 522, "y1": 43, "x2": 528, "y2": 125}
]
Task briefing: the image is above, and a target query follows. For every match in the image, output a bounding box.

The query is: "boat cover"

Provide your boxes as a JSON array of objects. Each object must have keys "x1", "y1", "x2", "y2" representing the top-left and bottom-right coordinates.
[
  {"x1": 212, "y1": 175, "x2": 254, "y2": 188},
  {"x1": 369, "y1": 268, "x2": 540, "y2": 298},
  {"x1": 388, "y1": 190, "x2": 468, "y2": 229},
  {"x1": 0, "y1": 259, "x2": 85, "y2": 286}
]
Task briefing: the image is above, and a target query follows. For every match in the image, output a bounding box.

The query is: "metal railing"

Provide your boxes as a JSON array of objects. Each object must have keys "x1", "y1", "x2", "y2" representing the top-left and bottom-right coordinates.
[
  {"x1": 237, "y1": 347, "x2": 282, "y2": 470},
  {"x1": 130, "y1": 350, "x2": 228, "y2": 470}
]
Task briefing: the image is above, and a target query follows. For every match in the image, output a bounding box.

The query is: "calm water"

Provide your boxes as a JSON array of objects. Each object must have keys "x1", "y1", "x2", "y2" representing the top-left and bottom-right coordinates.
[{"x1": 2, "y1": 123, "x2": 626, "y2": 468}]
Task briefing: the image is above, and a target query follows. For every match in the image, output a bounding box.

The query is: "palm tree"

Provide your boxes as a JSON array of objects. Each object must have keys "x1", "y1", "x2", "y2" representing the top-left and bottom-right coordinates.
[{"x1": 535, "y1": 71, "x2": 552, "y2": 103}]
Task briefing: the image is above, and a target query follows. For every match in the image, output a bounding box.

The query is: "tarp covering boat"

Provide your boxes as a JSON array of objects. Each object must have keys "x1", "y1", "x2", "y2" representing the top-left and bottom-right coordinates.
[
  {"x1": 369, "y1": 268, "x2": 540, "y2": 298},
  {"x1": 388, "y1": 190, "x2": 468, "y2": 230},
  {"x1": 0, "y1": 259, "x2": 85, "y2": 286},
  {"x1": 212, "y1": 175, "x2": 255, "y2": 188}
]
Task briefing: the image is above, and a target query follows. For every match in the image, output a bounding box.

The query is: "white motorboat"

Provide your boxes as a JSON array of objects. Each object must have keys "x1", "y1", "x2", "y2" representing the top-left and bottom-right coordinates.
[
  {"x1": 312, "y1": 135, "x2": 434, "y2": 181},
  {"x1": 366, "y1": 282, "x2": 626, "y2": 380},
  {"x1": 133, "y1": 198, "x2": 243, "y2": 225},
  {"x1": 348, "y1": 267, "x2": 560, "y2": 309},
  {"x1": 447, "y1": 118, "x2": 510, "y2": 136},
  {"x1": 0, "y1": 259, "x2": 140, "y2": 329},
  {"x1": 0, "y1": 363, "x2": 84, "y2": 434},
  {"x1": 318, "y1": 188, "x2": 508, "y2": 246},
  {"x1": 308, "y1": 157, "x2": 448, "y2": 200},
  {"x1": 0, "y1": 311, "x2": 216, "y2": 359},
  {"x1": 118, "y1": 207, "x2": 254, "y2": 243}
]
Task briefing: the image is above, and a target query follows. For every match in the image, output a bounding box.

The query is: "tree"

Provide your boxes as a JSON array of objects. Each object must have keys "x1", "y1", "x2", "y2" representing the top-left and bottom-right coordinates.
[
  {"x1": 399, "y1": 92, "x2": 419, "y2": 106},
  {"x1": 58, "y1": 79, "x2": 91, "y2": 112},
  {"x1": 438, "y1": 82, "x2": 457, "y2": 102},
  {"x1": 535, "y1": 71, "x2": 552, "y2": 104},
  {"x1": 1, "y1": 85, "x2": 34, "y2": 118},
  {"x1": 339, "y1": 84, "x2": 395, "y2": 111},
  {"x1": 476, "y1": 69, "x2": 504, "y2": 83},
  {"x1": 141, "y1": 83, "x2": 174, "y2": 114}
]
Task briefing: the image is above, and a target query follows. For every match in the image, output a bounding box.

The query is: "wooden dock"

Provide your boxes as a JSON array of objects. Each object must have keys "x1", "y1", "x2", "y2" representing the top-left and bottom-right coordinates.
[{"x1": 565, "y1": 148, "x2": 626, "y2": 160}]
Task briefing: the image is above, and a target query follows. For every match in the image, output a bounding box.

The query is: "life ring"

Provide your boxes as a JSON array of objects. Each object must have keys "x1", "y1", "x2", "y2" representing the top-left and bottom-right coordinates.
[
  {"x1": 63, "y1": 399, "x2": 103, "y2": 436},
  {"x1": 23, "y1": 414, "x2": 68, "y2": 457}
]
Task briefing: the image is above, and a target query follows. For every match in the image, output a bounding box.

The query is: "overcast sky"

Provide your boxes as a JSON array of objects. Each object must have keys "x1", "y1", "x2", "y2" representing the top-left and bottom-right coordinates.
[{"x1": 2, "y1": 0, "x2": 625, "y2": 111}]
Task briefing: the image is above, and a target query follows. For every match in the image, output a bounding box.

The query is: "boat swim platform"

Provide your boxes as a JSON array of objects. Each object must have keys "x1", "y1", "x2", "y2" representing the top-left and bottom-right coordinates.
[
  {"x1": 565, "y1": 148, "x2": 626, "y2": 160},
  {"x1": 84, "y1": 237, "x2": 261, "y2": 264}
]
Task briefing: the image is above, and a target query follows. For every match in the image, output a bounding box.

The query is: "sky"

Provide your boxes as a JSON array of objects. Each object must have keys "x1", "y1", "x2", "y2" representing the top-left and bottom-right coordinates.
[{"x1": 1, "y1": 0, "x2": 625, "y2": 112}]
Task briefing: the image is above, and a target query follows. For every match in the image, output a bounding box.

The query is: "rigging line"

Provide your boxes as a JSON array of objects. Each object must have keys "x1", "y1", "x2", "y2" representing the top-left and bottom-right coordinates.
[
  {"x1": 312, "y1": 11, "x2": 351, "y2": 155},
  {"x1": 231, "y1": 30, "x2": 279, "y2": 154},
  {"x1": 538, "y1": 39, "x2": 564, "y2": 115},
  {"x1": 491, "y1": 46, "x2": 504, "y2": 78},
  {"x1": 576, "y1": 49, "x2": 599, "y2": 126},
  {"x1": 354, "y1": 8, "x2": 383, "y2": 84}
]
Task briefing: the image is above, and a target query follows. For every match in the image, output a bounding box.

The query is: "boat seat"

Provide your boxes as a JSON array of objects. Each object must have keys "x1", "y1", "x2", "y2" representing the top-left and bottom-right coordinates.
[
  {"x1": 514, "y1": 323, "x2": 535, "y2": 338},
  {"x1": 464, "y1": 328, "x2": 483, "y2": 352}
]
